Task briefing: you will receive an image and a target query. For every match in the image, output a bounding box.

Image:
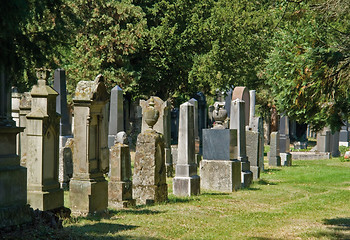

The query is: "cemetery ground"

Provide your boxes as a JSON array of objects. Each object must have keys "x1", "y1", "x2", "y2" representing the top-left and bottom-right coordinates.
[{"x1": 2, "y1": 157, "x2": 350, "y2": 239}]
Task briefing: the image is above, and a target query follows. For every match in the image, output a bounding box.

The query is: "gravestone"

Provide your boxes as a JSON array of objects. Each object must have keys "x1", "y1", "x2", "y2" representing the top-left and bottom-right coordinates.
[
  {"x1": 192, "y1": 92, "x2": 207, "y2": 142},
  {"x1": 108, "y1": 85, "x2": 124, "y2": 148},
  {"x1": 268, "y1": 132, "x2": 281, "y2": 166},
  {"x1": 170, "y1": 108, "x2": 179, "y2": 144},
  {"x1": 19, "y1": 92, "x2": 32, "y2": 167},
  {"x1": 317, "y1": 128, "x2": 331, "y2": 153},
  {"x1": 140, "y1": 97, "x2": 172, "y2": 176},
  {"x1": 229, "y1": 99, "x2": 252, "y2": 187},
  {"x1": 26, "y1": 68, "x2": 64, "y2": 210},
  {"x1": 0, "y1": 67, "x2": 32, "y2": 229},
  {"x1": 249, "y1": 90, "x2": 256, "y2": 126},
  {"x1": 11, "y1": 87, "x2": 22, "y2": 155},
  {"x1": 231, "y1": 87, "x2": 250, "y2": 126},
  {"x1": 279, "y1": 114, "x2": 292, "y2": 166},
  {"x1": 133, "y1": 97, "x2": 168, "y2": 205},
  {"x1": 339, "y1": 122, "x2": 349, "y2": 146},
  {"x1": 173, "y1": 102, "x2": 200, "y2": 197},
  {"x1": 58, "y1": 138, "x2": 74, "y2": 189},
  {"x1": 330, "y1": 131, "x2": 340, "y2": 157},
  {"x1": 246, "y1": 128, "x2": 260, "y2": 180},
  {"x1": 224, "y1": 89, "x2": 233, "y2": 117},
  {"x1": 109, "y1": 132, "x2": 135, "y2": 208},
  {"x1": 69, "y1": 74, "x2": 109, "y2": 216},
  {"x1": 188, "y1": 98, "x2": 201, "y2": 164}
]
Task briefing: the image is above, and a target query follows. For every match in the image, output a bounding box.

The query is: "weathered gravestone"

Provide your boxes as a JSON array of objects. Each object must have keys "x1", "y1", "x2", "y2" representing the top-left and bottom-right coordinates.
[
  {"x1": 232, "y1": 87, "x2": 250, "y2": 126},
  {"x1": 268, "y1": 132, "x2": 281, "y2": 166},
  {"x1": 133, "y1": 97, "x2": 168, "y2": 205},
  {"x1": 108, "y1": 85, "x2": 124, "y2": 148},
  {"x1": 0, "y1": 67, "x2": 32, "y2": 229},
  {"x1": 173, "y1": 102, "x2": 200, "y2": 197},
  {"x1": 19, "y1": 92, "x2": 31, "y2": 167},
  {"x1": 26, "y1": 68, "x2": 64, "y2": 210},
  {"x1": 230, "y1": 99, "x2": 252, "y2": 187},
  {"x1": 317, "y1": 127, "x2": 331, "y2": 153},
  {"x1": 140, "y1": 97, "x2": 172, "y2": 176},
  {"x1": 201, "y1": 104, "x2": 241, "y2": 192},
  {"x1": 108, "y1": 132, "x2": 135, "y2": 208},
  {"x1": 70, "y1": 74, "x2": 109, "y2": 216}
]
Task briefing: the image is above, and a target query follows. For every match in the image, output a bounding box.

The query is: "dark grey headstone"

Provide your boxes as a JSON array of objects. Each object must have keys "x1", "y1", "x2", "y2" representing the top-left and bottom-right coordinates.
[{"x1": 202, "y1": 129, "x2": 237, "y2": 160}]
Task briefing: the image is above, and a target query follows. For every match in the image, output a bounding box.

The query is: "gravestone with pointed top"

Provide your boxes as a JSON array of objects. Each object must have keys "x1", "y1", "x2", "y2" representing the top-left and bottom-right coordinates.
[{"x1": 108, "y1": 85, "x2": 124, "y2": 148}]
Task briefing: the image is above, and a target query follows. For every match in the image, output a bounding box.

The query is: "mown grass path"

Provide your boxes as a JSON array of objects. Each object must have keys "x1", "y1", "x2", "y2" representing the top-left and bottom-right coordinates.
[{"x1": 61, "y1": 158, "x2": 350, "y2": 239}]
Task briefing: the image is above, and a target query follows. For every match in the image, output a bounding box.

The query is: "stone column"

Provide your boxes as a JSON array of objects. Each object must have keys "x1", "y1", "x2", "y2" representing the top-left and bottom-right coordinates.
[
  {"x1": 108, "y1": 85, "x2": 124, "y2": 148},
  {"x1": 0, "y1": 67, "x2": 32, "y2": 229},
  {"x1": 173, "y1": 102, "x2": 200, "y2": 197},
  {"x1": 69, "y1": 74, "x2": 109, "y2": 216},
  {"x1": 140, "y1": 97, "x2": 173, "y2": 176},
  {"x1": 108, "y1": 132, "x2": 135, "y2": 208},
  {"x1": 249, "y1": 90, "x2": 256, "y2": 126},
  {"x1": 26, "y1": 68, "x2": 64, "y2": 211},
  {"x1": 133, "y1": 97, "x2": 168, "y2": 205},
  {"x1": 19, "y1": 92, "x2": 32, "y2": 167},
  {"x1": 188, "y1": 98, "x2": 201, "y2": 165},
  {"x1": 229, "y1": 99, "x2": 252, "y2": 187},
  {"x1": 268, "y1": 132, "x2": 281, "y2": 166}
]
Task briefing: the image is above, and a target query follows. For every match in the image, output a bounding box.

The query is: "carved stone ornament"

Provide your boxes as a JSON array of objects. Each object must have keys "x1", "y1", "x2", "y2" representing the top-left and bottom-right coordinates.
[{"x1": 143, "y1": 97, "x2": 159, "y2": 129}]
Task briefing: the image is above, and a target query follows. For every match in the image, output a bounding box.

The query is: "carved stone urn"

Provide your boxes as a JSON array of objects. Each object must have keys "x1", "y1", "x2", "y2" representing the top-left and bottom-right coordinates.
[
  {"x1": 144, "y1": 97, "x2": 159, "y2": 129},
  {"x1": 212, "y1": 102, "x2": 227, "y2": 129}
]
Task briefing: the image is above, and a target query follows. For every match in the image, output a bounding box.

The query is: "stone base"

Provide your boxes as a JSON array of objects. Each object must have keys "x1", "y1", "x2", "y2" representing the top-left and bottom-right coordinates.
[
  {"x1": 250, "y1": 166, "x2": 260, "y2": 180},
  {"x1": 27, "y1": 188, "x2": 64, "y2": 211},
  {"x1": 200, "y1": 160, "x2": 241, "y2": 192},
  {"x1": 70, "y1": 178, "x2": 108, "y2": 216},
  {"x1": 280, "y1": 153, "x2": 292, "y2": 166},
  {"x1": 108, "y1": 181, "x2": 135, "y2": 209},
  {"x1": 133, "y1": 184, "x2": 168, "y2": 205},
  {"x1": 241, "y1": 171, "x2": 253, "y2": 188},
  {"x1": 173, "y1": 175, "x2": 200, "y2": 197},
  {"x1": 268, "y1": 152, "x2": 281, "y2": 166},
  {"x1": 0, "y1": 204, "x2": 33, "y2": 229}
]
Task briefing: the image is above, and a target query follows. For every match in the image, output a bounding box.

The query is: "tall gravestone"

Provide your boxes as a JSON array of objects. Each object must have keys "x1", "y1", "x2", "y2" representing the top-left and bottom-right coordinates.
[
  {"x1": 268, "y1": 132, "x2": 281, "y2": 166},
  {"x1": 140, "y1": 97, "x2": 172, "y2": 176},
  {"x1": 108, "y1": 85, "x2": 124, "y2": 148},
  {"x1": 249, "y1": 90, "x2": 256, "y2": 126},
  {"x1": 173, "y1": 102, "x2": 200, "y2": 196},
  {"x1": 109, "y1": 132, "x2": 135, "y2": 208},
  {"x1": 201, "y1": 103, "x2": 241, "y2": 192},
  {"x1": 229, "y1": 99, "x2": 252, "y2": 187},
  {"x1": 26, "y1": 68, "x2": 64, "y2": 210},
  {"x1": 133, "y1": 97, "x2": 168, "y2": 205},
  {"x1": 70, "y1": 74, "x2": 109, "y2": 216},
  {"x1": 188, "y1": 98, "x2": 201, "y2": 164},
  {"x1": 11, "y1": 87, "x2": 22, "y2": 155},
  {"x1": 279, "y1": 114, "x2": 292, "y2": 166},
  {"x1": 19, "y1": 92, "x2": 32, "y2": 167},
  {"x1": 232, "y1": 87, "x2": 250, "y2": 126},
  {"x1": 0, "y1": 67, "x2": 32, "y2": 229}
]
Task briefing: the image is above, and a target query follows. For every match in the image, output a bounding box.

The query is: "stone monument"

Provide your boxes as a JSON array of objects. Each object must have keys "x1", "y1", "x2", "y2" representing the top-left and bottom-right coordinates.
[
  {"x1": 133, "y1": 97, "x2": 168, "y2": 205},
  {"x1": 0, "y1": 67, "x2": 32, "y2": 229},
  {"x1": 279, "y1": 114, "x2": 292, "y2": 166},
  {"x1": 317, "y1": 127, "x2": 331, "y2": 153},
  {"x1": 140, "y1": 96, "x2": 172, "y2": 176},
  {"x1": 268, "y1": 132, "x2": 281, "y2": 166},
  {"x1": 25, "y1": 68, "x2": 64, "y2": 211},
  {"x1": 19, "y1": 92, "x2": 31, "y2": 167},
  {"x1": 231, "y1": 87, "x2": 250, "y2": 126},
  {"x1": 109, "y1": 132, "x2": 135, "y2": 208},
  {"x1": 108, "y1": 85, "x2": 124, "y2": 148},
  {"x1": 69, "y1": 74, "x2": 109, "y2": 216},
  {"x1": 230, "y1": 99, "x2": 252, "y2": 187},
  {"x1": 173, "y1": 102, "x2": 200, "y2": 197}
]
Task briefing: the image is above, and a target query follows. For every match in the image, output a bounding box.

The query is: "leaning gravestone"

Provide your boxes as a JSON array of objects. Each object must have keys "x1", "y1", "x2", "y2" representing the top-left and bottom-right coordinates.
[
  {"x1": 70, "y1": 74, "x2": 109, "y2": 216},
  {"x1": 26, "y1": 68, "x2": 64, "y2": 210},
  {"x1": 268, "y1": 132, "x2": 281, "y2": 166},
  {"x1": 109, "y1": 132, "x2": 135, "y2": 208},
  {"x1": 232, "y1": 87, "x2": 250, "y2": 126},
  {"x1": 133, "y1": 97, "x2": 168, "y2": 205},
  {"x1": 173, "y1": 102, "x2": 200, "y2": 197},
  {"x1": 230, "y1": 99, "x2": 252, "y2": 187},
  {"x1": 108, "y1": 85, "x2": 124, "y2": 148},
  {"x1": 201, "y1": 104, "x2": 241, "y2": 192},
  {"x1": 0, "y1": 67, "x2": 32, "y2": 229},
  {"x1": 140, "y1": 97, "x2": 172, "y2": 176}
]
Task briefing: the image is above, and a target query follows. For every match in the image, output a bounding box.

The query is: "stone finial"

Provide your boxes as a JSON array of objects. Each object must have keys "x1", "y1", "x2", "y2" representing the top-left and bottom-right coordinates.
[
  {"x1": 114, "y1": 131, "x2": 128, "y2": 145},
  {"x1": 144, "y1": 97, "x2": 159, "y2": 129},
  {"x1": 212, "y1": 102, "x2": 227, "y2": 129},
  {"x1": 35, "y1": 67, "x2": 51, "y2": 86}
]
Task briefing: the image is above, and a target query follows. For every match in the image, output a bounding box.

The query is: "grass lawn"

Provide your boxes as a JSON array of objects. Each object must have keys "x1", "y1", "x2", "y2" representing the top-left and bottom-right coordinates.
[{"x1": 58, "y1": 158, "x2": 350, "y2": 240}]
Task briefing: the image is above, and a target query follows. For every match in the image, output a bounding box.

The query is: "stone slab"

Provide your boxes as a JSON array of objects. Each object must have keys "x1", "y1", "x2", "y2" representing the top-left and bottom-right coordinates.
[
  {"x1": 291, "y1": 152, "x2": 330, "y2": 160},
  {"x1": 202, "y1": 129, "x2": 237, "y2": 160}
]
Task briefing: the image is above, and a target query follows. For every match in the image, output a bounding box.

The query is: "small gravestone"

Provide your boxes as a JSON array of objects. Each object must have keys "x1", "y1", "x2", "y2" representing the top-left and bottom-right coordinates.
[
  {"x1": 140, "y1": 97, "x2": 172, "y2": 176},
  {"x1": 133, "y1": 97, "x2": 168, "y2": 205},
  {"x1": 317, "y1": 128, "x2": 331, "y2": 153},
  {"x1": 109, "y1": 132, "x2": 135, "y2": 208},
  {"x1": 19, "y1": 92, "x2": 31, "y2": 167},
  {"x1": 70, "y1": 74, "x2": 109, "y2": 216},
  {"x1": 268, "y1": 132, "x2": 281, "y2": 166},
  {"x1": 26, "y1": 68, "x2": 64, "y2": 210},
  {"x1": 201, "y1": 105, "x2": 241, "y2": 192},
  {"x1": 173, "y1": 102, "x2": 200, "y2": 197},
  {"x1": 230, "y1": 99, "x2": 252, "y2": 187},
  {"x1": 108, "y1": 85, "x2": 124, "y2": 148}
]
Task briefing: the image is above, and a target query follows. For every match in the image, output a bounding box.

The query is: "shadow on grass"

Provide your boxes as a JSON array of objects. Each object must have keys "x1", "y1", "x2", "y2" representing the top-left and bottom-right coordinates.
[
  {"x1": 323, "y1": 217, "x2": 350, "y2": 229},
  {"x1": 263, "y1": 168, "x2": 281, "y2": 173},
  {"x1": 201, "y1": 192, "x2": 230, "y2": 196},
  {"x1": 255, "y1": 179, "x2": 277, "y2": 186},
  {"x1": 167, "y1": 196, "x2": 198, "y2": 204},
  {"x1": 306, "y1": 217, "x2": 350, "y2": 239},
  {"x1": 108, "y1": 208, "x2": 164, "y2": 216}
]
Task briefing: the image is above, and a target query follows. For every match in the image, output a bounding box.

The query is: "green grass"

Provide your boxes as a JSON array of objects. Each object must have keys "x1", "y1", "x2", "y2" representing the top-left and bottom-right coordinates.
[{"x1": 5, "y1": 158, "x2": 350, "y2": 239}]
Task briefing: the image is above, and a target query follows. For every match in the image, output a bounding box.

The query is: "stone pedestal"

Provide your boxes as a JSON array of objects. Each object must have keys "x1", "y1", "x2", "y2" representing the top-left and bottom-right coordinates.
[
  {"x1": 70, "y1": 75, "x2": 109, "y2": 216},
  {"x1": 133, "y1": 130, "x2": 168, "y2": 205},
  {"x1": 269, "y1": 132, "x2": 281, "y2": 166},
  {"x1": 108, "y1": 139, "x2": 135, "y2": 208},
  {"x1": 26, "y1": 69, "x2": 63, "y2": 211}
]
